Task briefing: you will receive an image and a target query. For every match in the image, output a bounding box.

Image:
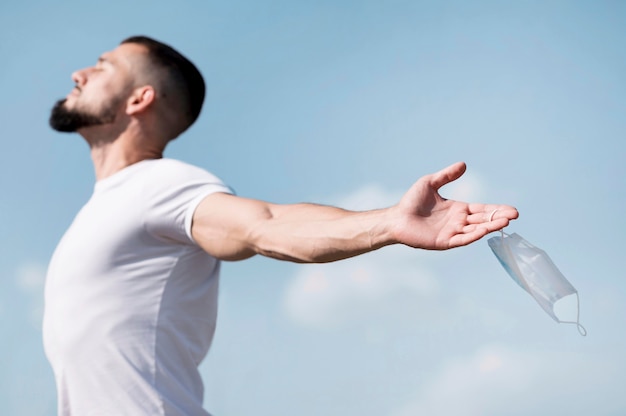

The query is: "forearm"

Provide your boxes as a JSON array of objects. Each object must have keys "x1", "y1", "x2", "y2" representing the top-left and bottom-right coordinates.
[{"x1": 248, "y1": 203, "x2": 396, "y2": 263}]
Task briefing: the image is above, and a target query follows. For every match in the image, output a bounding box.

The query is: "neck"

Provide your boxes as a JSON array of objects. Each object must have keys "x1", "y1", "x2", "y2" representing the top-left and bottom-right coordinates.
[{"x1": 81, "y1": 123, "x2": 165, "y2": 181}]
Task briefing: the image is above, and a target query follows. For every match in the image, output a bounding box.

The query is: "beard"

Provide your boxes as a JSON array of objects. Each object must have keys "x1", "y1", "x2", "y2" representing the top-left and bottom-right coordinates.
[{"x1": 49, "y1": 98, "x2": 119, "y2": 132}]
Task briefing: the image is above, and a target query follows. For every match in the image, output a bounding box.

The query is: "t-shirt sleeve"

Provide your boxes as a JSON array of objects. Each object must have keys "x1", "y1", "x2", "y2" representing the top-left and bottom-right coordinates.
[{"x1": 143, "y1": 162, "x2": 234, "y2": 245}]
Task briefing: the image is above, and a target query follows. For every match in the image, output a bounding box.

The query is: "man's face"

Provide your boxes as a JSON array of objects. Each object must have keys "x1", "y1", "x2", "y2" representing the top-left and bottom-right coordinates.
[{"x1": 49, "y1": 43, "x2": 145, "y2": 133}]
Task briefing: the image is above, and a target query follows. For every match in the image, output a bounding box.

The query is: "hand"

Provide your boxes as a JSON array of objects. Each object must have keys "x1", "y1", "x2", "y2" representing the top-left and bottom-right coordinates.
[{"x1": 390, "y1": 162, "x2": 518, "y2": 250}]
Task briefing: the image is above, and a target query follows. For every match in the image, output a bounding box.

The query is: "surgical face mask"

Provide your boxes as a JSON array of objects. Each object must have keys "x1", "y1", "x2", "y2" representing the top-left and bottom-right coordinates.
[{"x1": 488, "y1": 231, "x2": 587, "y2": 336}]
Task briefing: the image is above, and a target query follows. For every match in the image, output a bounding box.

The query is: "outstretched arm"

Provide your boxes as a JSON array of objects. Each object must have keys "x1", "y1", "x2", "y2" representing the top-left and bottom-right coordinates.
[{"x1": 191, "y1": 162, "x2": 518, "y2": 262}]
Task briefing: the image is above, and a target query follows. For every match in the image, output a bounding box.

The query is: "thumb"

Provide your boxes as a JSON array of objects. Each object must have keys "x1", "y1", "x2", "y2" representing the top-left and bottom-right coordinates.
[{"x1": 429, "y1": 161, "x2": 467, "y2": 190}]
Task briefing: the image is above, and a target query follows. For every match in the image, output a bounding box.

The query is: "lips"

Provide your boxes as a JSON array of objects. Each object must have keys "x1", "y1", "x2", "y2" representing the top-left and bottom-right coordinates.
[{"x1": 66, "y1": 87, "x2": 81, "y2": 99}]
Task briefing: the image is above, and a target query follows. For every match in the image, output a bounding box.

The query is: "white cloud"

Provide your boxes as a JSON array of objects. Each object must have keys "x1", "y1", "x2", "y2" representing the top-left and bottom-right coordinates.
[
  {"x1": 283, "y1": 184, "x2": 444, "y2": 329},
  {"x1": 16, "y1": 262, "x2": 46, "y2": 293},
  {"x1": 282, "y1": 247, "x2": 439, "y2": 329},
  {"x1": 440, "y1": 170, "x2": 487, "y2": 202},
  {"x1": 281, "y1": 176, "x2": 493, "y2": 330},
  {"x1": 392, "y1": 345, "x2": 626, "y2": 416},
  {"x1": 392, "y1": 345, "x2": 535, "y2": 416},
  {"x1": 15, "y1": 262, "x2": 46, "y2": 328},
  {"x1": 332, "y1": 183, "x2": 404, "y2": 211},
  {"x1": 328, "y1": 170, "x2": 488, "y2": 212}
]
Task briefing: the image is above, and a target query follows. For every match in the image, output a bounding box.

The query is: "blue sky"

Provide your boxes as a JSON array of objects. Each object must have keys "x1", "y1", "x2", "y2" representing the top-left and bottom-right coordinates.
[{"x1": 1, "y1": 1, "x2": 625, "y2": 415}]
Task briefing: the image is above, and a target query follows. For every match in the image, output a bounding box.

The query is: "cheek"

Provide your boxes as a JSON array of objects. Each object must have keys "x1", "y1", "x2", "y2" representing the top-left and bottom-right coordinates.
[
  {"x1": 97, "y1": 89, "x2": 131, "y2": 118},
  {"x1": 79, "y1": 74, "x2": 130, "y2": 113},
  {"x1": 81, "y1": 83, "x2": 119, "y2": 111}
]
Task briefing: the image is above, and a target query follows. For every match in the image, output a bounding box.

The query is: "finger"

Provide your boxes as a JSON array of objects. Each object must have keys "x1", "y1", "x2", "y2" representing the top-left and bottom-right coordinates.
[
  {"x1": 462, "y1": 217, "x2": 512, "y2": 234},
  {"x1": 449, "y1": 227, "x2": 493, "y2": 247},
  {"x1": 465, "y1": 210, "x2": 516, "y2": 225},
  {"x1": 429, "y1": 161, "x2": 466, "y2": 191},
  {"x1": 467, "y1": 204, "x2": 519, "y2": 223},
  {"x1": 450, "y1": 221, "x2": 509, "y2": 248}
]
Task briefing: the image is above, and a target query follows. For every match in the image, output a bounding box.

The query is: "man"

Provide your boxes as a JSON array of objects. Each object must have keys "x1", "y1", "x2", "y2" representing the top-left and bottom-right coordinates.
[{"x1": 45, "y1": 35, "x2": 518, "y2": 415}]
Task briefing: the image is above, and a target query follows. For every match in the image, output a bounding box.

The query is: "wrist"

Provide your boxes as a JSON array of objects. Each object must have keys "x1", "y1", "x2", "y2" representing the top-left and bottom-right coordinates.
[{"x1": 367, "y1": 206, "x2": 400, "y2": 249}]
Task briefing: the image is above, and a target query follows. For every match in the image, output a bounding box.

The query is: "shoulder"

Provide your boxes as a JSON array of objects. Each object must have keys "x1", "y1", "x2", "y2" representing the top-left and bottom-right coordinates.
[
  {"x1": 136, "y1": 159, "x2": 233, "y2": 242},
  {"x1": 131, "y1": 158, "x2": 230, "y2": 190}
]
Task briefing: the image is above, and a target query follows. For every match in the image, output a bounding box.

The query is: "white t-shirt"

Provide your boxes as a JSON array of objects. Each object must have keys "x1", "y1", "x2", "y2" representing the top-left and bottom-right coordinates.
[{"x1": 43, "y1": 159, "x2": 232, "y2": 416}]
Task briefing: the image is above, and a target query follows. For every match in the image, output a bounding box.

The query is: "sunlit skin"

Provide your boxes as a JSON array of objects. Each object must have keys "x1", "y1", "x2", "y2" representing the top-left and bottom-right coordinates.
[
  {"x1": 65, "y1": 42, "x2": 518, "y2": 263},
  {"x1": 63, "y1": 43, "x2": 167, "y2": 180},
  {"x1": 191, "y1": 162, "x2": 518, "y2": 262}
]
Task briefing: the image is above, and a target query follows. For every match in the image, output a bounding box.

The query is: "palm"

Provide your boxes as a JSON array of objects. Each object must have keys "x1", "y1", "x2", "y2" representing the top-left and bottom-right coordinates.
[{"x1": 392, "y1": 162, "x2": 518, "y2": 250}]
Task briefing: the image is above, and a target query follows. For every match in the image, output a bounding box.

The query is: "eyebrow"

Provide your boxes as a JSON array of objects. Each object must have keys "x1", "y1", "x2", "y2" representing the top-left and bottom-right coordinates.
[{"x1": 97, "y1": 55, "x2": 114, "y2": 66}]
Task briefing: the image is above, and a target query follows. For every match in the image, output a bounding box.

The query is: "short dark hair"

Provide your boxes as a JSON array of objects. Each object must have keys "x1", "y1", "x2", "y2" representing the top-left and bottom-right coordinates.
[{"x1": 121, "y1": 35, "x2": 205, "y2": 134}]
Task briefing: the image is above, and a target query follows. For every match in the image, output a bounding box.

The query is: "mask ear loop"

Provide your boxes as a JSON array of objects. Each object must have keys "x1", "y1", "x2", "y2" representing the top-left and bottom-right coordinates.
[{"x1": 557, "y1": 292, "x2": 587, "y2": 336}]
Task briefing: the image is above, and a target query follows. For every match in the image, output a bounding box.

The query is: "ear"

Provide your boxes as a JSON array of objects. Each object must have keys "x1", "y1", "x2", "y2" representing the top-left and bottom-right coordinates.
[{"x1": 126, "y1": 85, "x2": 156, "y2": 116}]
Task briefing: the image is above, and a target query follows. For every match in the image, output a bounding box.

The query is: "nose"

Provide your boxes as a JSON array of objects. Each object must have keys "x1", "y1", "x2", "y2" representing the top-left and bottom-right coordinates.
[{"x1": 71, "y1": 67, "x2": 91, "y2": 87}]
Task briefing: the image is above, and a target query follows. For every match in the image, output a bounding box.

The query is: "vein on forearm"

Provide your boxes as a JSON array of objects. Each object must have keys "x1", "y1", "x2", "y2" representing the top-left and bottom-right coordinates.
[{"x1": 247, "y1": 206, "x2": 392, "y2": 263}]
